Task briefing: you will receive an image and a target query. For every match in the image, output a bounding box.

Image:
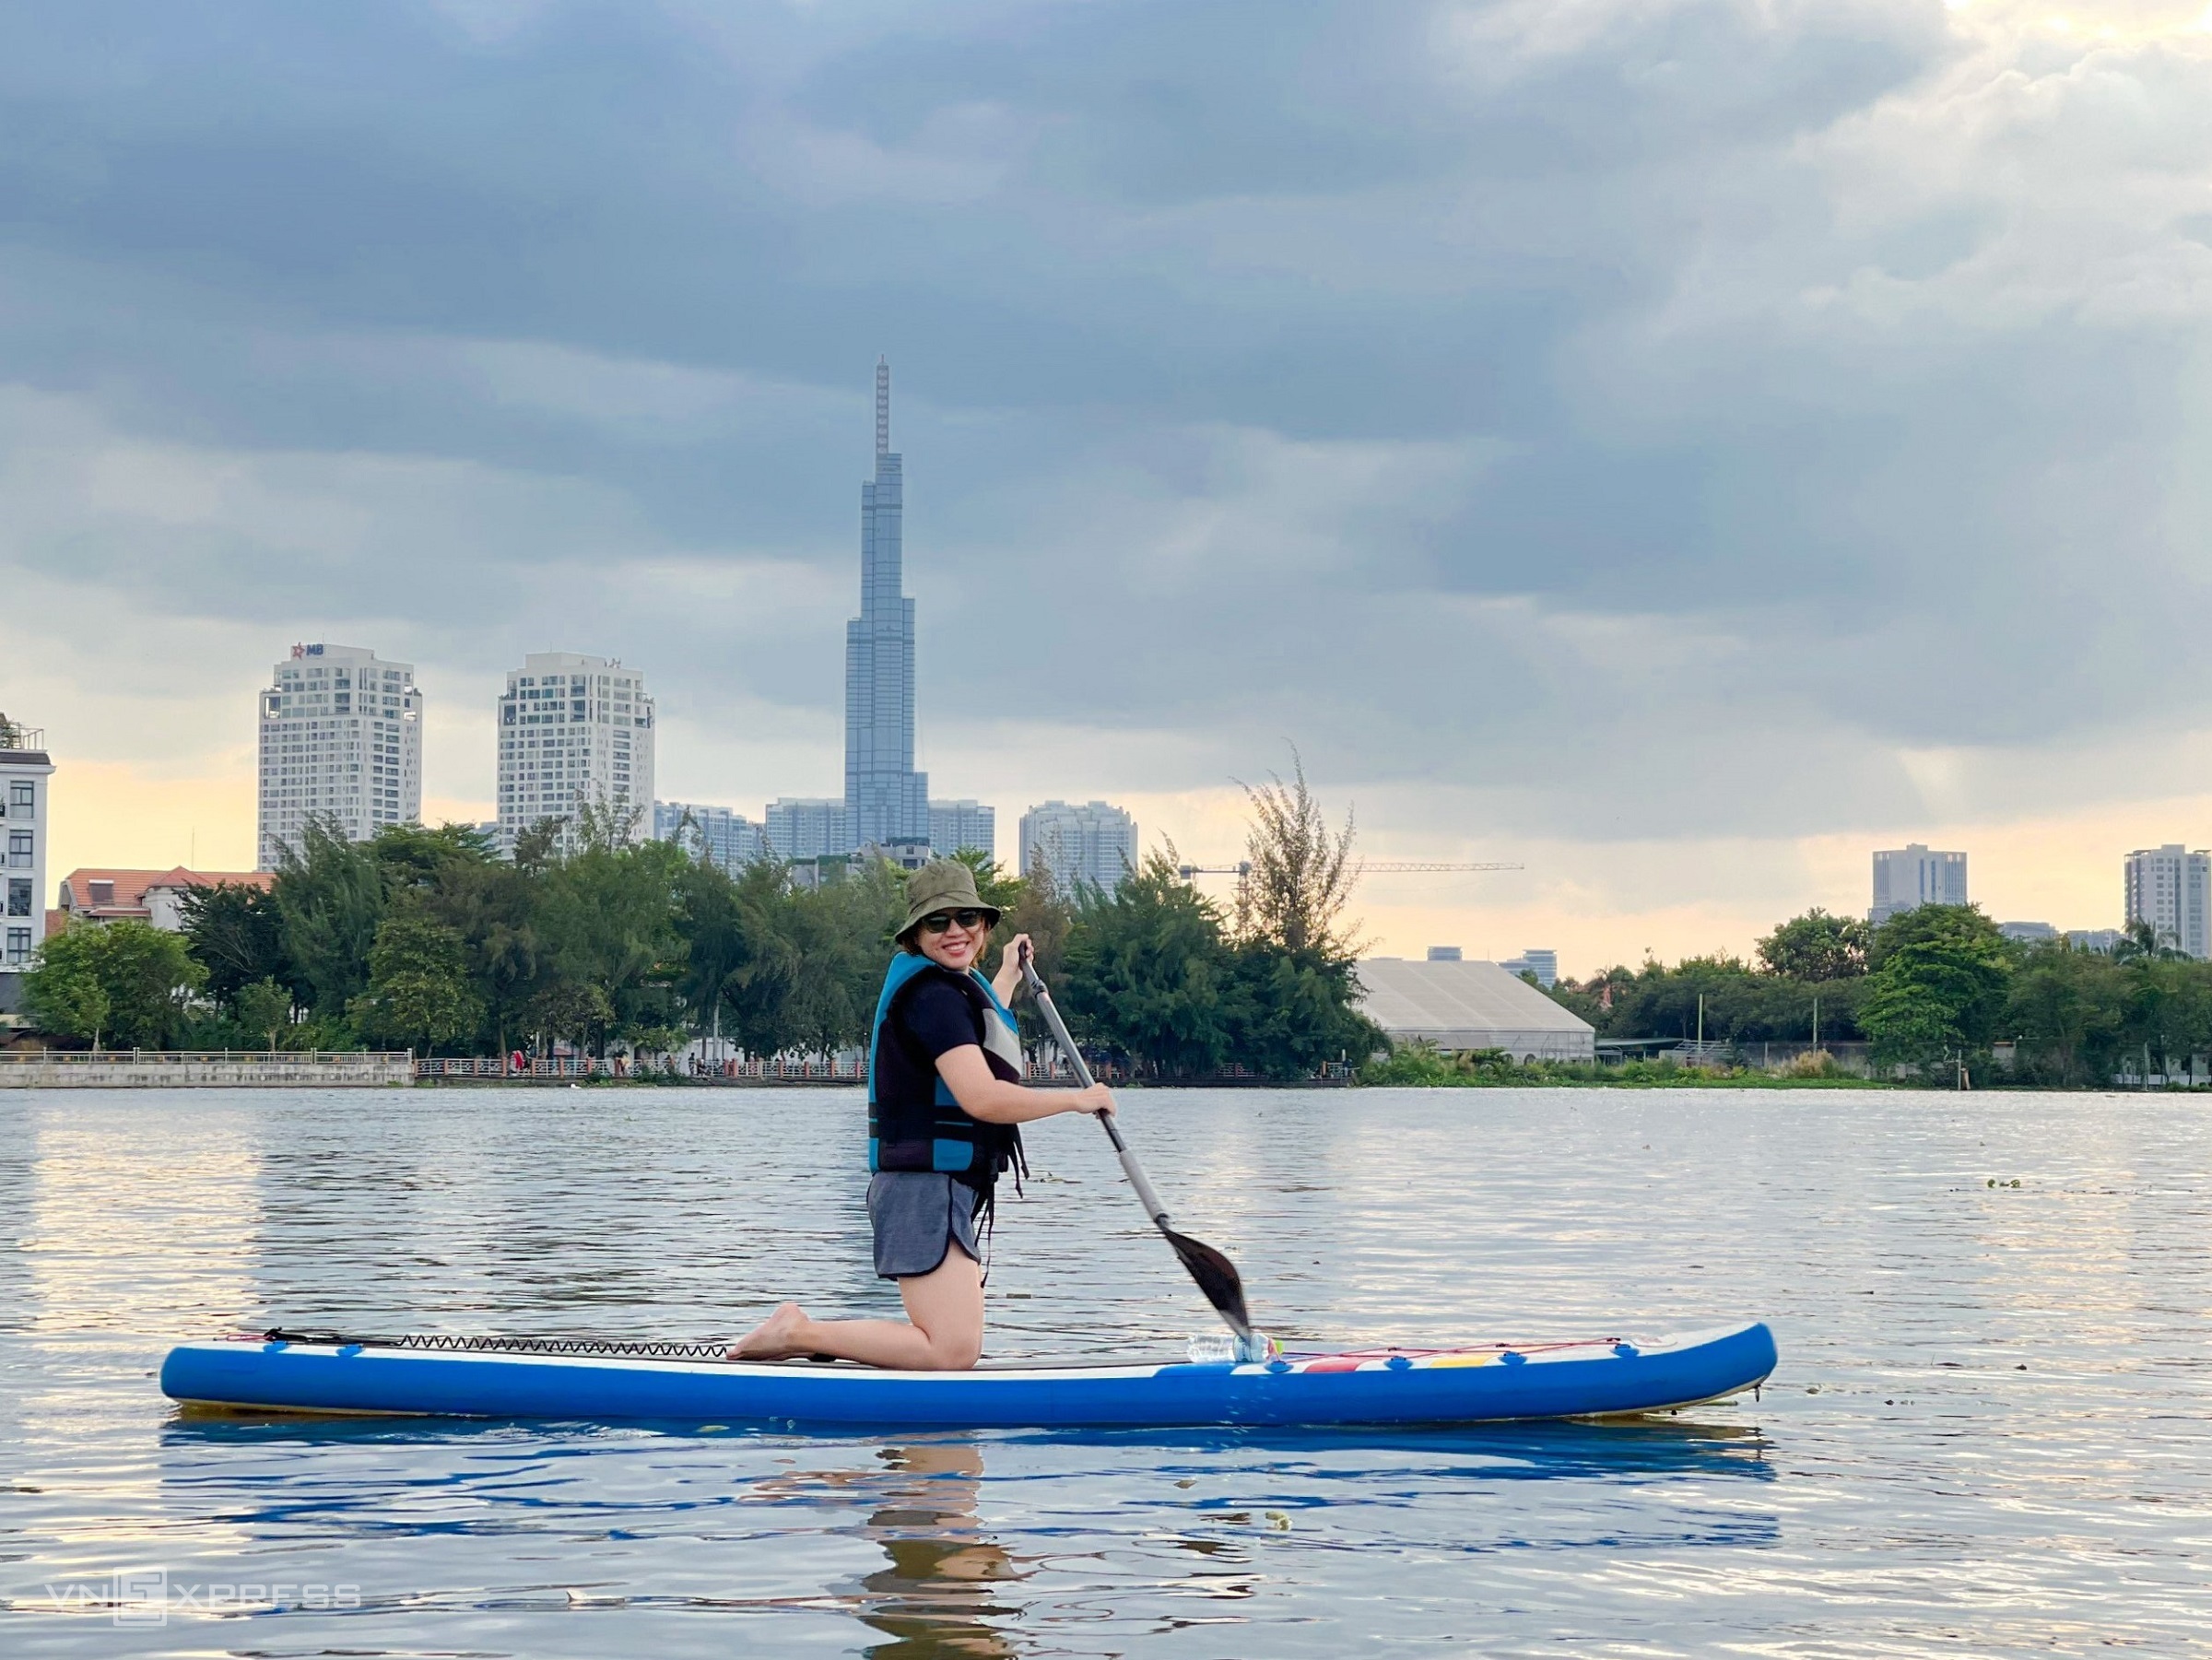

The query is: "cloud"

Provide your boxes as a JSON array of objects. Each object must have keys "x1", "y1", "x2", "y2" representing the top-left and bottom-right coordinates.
[{"x1": 4, "y1": 0, "x2": 2212, "y2": 960}]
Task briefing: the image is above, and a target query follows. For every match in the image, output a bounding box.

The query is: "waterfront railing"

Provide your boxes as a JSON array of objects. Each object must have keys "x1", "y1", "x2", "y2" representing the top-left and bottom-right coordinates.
[
  {"x1": 0, "y1": 1050, "x2": 415, "y2": 1088},
  {"x1": 0, "y1": 1049, "x2": 409, "y2": 1073}
]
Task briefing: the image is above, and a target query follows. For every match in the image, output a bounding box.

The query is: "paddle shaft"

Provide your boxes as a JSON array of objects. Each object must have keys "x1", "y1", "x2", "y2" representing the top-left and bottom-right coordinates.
[{"x1": 1019, "y1": 963, "x2": 1175, "y2": 1230}]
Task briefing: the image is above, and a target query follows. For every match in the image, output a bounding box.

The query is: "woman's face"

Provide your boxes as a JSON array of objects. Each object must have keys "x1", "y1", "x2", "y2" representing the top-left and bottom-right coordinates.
[{"x1": 917, "y1": 911, "x2": 990, "y2": 972}]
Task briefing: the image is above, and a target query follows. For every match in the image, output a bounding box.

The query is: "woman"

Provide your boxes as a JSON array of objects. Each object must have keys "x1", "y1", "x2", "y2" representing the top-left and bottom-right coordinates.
[{"x1": 729, "y1": 860, "x2": 1114, "y2": 1370}]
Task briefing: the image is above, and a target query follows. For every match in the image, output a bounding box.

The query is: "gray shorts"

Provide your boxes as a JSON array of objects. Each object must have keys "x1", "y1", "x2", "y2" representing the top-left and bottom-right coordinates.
[{"x1": 868, "y1": 1171, "x2": 982, "y2": 1279}]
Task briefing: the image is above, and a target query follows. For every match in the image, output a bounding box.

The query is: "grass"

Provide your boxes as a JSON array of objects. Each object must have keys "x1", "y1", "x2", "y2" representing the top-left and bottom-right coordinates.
[{"x1": 1359, "y1": 1046, "x2": 1893, "y2": 1089}]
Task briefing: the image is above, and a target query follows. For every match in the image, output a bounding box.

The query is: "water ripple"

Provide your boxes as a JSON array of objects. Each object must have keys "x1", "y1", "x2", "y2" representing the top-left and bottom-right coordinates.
[{"x1": 0, "y1": 1086, "x2": 2206, "y2": 1654}]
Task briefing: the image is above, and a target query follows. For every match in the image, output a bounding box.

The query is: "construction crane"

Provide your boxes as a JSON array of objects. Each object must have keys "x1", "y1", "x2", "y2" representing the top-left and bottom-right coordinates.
[
  {"x1": 1365, "y1": 862, "x2": 1524, "y2": 875},
  {"x1": 1177, "y1": 860, "x2": 1523, "y2": 882}
]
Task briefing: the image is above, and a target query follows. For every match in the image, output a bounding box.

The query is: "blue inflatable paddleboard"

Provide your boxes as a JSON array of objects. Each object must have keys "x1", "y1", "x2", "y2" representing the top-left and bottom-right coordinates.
[{"x1": 159, "y1": 1322, "x2": 1777, "y2": 1429}]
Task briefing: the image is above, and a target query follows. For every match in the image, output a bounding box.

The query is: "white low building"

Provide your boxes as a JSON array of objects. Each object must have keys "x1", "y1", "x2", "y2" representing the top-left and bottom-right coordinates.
[{"x1": 1356, "y1": 957, "x2": 1594, "y2": 1062}]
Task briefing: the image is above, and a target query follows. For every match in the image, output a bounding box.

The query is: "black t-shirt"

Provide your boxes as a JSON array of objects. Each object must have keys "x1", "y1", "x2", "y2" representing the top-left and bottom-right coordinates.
[{"x1": 875, "y1": 970, "x2": 988, "y2": 1110}]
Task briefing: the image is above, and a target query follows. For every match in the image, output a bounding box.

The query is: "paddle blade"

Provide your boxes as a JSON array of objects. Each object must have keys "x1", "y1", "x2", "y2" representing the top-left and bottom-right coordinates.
[{"x1": 1163, "y1": 1225, "x2": 1253, "y2": 1339}]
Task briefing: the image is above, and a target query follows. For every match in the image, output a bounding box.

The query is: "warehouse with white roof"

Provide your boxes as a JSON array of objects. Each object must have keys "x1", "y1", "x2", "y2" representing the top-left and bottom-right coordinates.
[{"x1": 1355, "y1": 957, "x2": 1594, "y2": 1062}]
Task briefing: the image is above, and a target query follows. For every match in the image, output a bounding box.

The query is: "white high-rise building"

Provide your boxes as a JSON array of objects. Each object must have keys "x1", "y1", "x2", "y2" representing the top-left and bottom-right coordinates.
[
  {"x1": 654, "y1": 801, "x2": 766, "y2": 874},
  {"x1": 1019, "y1": 799, "x2": 1138, "y2": 895},
  {"x1": 2124, "y1": 844, "x2": 2211, "y2": 959},
  {"x1": 257, "y1": 643, "x2": 421, "y2": 869},
  {"x1": 0, "y1": 717, "x2": 53, "y2": 992},
  {"x1": 1869, "y1": 842, "x2": 1967, "y2": 924},
  {"x1": 929, "y1": 799, "x2": 995, "y2": 861},
  {"x1": 764, "y1": 798, "x2": 851, "y2": 861},
  {"x1": 497, "y1": 653, "x2": 655, "y2": 857}
]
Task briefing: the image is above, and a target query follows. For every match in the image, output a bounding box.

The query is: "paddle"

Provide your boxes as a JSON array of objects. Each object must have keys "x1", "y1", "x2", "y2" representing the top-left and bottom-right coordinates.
[{"x1": 1016, "y1": 943, "x2": 1260, "y2": 1354}]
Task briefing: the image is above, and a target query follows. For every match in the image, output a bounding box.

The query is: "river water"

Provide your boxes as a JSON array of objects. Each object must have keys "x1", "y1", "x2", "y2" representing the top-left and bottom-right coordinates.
[{"x1": 0, "y1": 1085, "x2": 2204, "y2": 1655}]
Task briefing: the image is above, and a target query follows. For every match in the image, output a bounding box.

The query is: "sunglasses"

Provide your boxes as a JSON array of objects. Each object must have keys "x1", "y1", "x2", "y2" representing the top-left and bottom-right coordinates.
[{"x1": 917, "y1": 908, "x2": 991, "y2": 935}]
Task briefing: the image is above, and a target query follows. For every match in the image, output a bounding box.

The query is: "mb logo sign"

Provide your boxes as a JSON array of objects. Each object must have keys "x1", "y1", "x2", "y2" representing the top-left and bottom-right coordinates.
[{"x1": 41, "y1": 1568, "x2": 362, "y2": 1624}]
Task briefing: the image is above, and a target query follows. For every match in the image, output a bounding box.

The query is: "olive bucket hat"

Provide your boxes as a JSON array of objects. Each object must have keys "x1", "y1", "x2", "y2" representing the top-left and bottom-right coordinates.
[{"x1": 896, "y1": 859, "x2": 1004, "y2": 946}]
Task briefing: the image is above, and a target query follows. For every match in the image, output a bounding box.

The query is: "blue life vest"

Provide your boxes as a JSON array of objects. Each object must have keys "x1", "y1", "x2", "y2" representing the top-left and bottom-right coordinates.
[{"x1": 867, "y1": 952, "x2": 1026, "y2": 1183}]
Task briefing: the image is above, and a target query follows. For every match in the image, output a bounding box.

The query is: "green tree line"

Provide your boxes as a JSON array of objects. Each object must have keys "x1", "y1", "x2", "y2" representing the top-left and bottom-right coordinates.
[
  {"x1": 1551, "y1": 903, "x2": 2210, "y2": 1084},
  {"x1": 22, "y1": 769, "x2": 1381, "y2": 1080}
]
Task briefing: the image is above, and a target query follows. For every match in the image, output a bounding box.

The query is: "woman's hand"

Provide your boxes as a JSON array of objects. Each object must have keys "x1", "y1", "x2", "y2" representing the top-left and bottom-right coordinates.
[
  {"x1": 993, "y1": 933, "x2": 1035, "y2": 1005},
  {"x1": 1070, "y1": 1082, "x2": 1115, "y2": 1117}
]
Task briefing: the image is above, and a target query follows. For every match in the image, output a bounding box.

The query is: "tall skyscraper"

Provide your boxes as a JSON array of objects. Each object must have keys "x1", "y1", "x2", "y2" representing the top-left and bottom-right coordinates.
[
  {"x1": 496, "y1": 652, "x2": 655, "y2": 857},
  {"x1": 929, "y1": 799, "x2": 995, "y2": 861},
  {"x1": 844, "y1": 359, "x2": 929, "y2": 852},
  {"x1": 654, "y1": 800, "x2": 766, "y2": 875},
  {"x1": 1019, "y1": 800, "x2": 1139, "y2": 894},
  {"x1": 0, "y1": 715, "x2": 53, "y2": 983},
  {"x1": 2124, "y1": 843, "x2": 2211, "y2": 959},
  {"x1": 257, "y1": 643, "x2": 421, "y2": 868},
  {"x1": 1869, "y1": 842, "x2": 1967, "y2": 924}
]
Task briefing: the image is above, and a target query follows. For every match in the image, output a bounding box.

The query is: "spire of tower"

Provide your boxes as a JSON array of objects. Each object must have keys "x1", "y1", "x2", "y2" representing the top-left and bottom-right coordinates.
[{"x1": 876, "y1": 357, "x2": 890, "y2": 458}]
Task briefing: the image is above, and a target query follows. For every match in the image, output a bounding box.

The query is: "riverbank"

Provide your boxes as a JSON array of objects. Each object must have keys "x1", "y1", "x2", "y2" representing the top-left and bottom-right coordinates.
[
  {"x1": 1366, "y1": 1070, "x2": 1896, "y2": 1089},
  {"x1": 1361, "y1": 1050, "x2": 1892, "y2": 1088}
]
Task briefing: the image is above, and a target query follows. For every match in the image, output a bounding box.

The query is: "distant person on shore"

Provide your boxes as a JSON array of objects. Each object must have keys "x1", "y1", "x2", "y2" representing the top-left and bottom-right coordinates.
[{"x1": 728, "y1": 860, "x2": 1114, "y2": 1370}]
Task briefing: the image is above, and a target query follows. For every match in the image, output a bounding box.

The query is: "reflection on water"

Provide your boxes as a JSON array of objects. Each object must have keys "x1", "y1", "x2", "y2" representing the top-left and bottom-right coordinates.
[
  {"x1": 742, "y1": 1441, "x2": 1026, "y2": 1656},
  {"x1": 2, "y1": 1086, "x2": 2211, "y2": 1655},
  {"x1": 850, "y1": 1445, "x2": 1024, "y2": 1659}
]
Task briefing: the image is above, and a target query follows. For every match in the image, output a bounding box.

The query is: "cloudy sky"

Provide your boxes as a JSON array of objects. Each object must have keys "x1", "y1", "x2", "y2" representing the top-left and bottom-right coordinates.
[{"x1": 5, "y1": 0, "x2": 2212, "y2": 972}]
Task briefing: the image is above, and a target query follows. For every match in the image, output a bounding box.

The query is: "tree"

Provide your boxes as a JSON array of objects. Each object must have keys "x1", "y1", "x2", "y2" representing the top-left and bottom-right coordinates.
[
  {"x1": 1235, "y1": 750, "x2": 1361, "y2": 957},
  {"x1": 1226, "y1": 941, "x2": 1385, "y2": 1077},
  {"x1": 2117, "y1": 953, "x2": 2212, "y2": 1078},
  {"x1": 993, "y1": 850, "x2": 1077, "y2": 1046},
  {"x1": 771, "y1": 858, "x2": 910, "y2": 1054},
  {"x1": 25, "y1": 920, "x2": 206, "y2": 1049},
  {"x1": 177, "y1": 881, "x2": 295, "y2": 1009},
  {"x1": 1593, "y1": 953, "x2": 1867, "y2": 1044},
  {"x1": 526, "y1": 981, "x2": 615, "y2": 1054},
  {"x1": 1757, "y1": 909, "x2": 1867, "y2": 981},
  {"x1": 347, "y1": 908, "x2": 484, "y2": 1054},
  {"x1": 576, "y1": 792, "x2": 646, "y2": 853},
  {"x1": 1060, "y1": 852, "x2": 1240, "y2": 1077},
  {"x1": 275, "y1": 818, "x2": 386, "y2": 1019},
  {"x1": 233, "y1": 978, "x2": 294, "y2": 1051},
  {"x1": 1861, "y1": 904, "x2": 2010, "y2": 1073},
  {"x1": 432, "y1": 850, "x2": 548, "y2": 1059},
  {"x1": 534, "y1": 833, "x2": 690, "y2": 1053},
  {"x1": 705, "y1": 858, "x2": 810, "y2": 1057},
  {"x1": 2113, "y1": 918, "x2": 2186, "y2": 963},
  {"x1": 370, "y1": 819, "x2": 498, "y2": 895},
  {"x1": 671, "y1": 853, "x2": 753, "y2": 1047},
  {"x1": 625, "y1": 1024, "x2": 690, "y2": 1070},
  {"x1": 23, "y1": 929, "x2": 110, "y2": 1047}
]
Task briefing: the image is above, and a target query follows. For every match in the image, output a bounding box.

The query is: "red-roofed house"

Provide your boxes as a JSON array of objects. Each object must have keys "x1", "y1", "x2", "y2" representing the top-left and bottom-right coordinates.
[{"x1": 55, "y1": 867, "x2": 276, "y2": 932}]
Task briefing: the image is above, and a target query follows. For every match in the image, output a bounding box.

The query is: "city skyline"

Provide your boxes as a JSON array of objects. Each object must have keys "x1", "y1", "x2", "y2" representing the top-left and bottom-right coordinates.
[
  {"x1": 9, "y1": 5, "x2": 2212, "y2": 971},
  {"x1": 36, "y1": 609, "x2": 2212, "y2": 972}
]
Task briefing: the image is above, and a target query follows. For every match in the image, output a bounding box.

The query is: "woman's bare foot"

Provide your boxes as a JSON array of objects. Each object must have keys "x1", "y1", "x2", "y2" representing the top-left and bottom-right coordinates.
[{"x1": 727, "y1": 1301, "x2": 810, "y2": 1361}]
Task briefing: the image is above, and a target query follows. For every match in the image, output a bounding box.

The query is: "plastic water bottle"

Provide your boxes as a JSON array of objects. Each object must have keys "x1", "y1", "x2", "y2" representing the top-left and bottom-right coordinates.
[{"x1": 1187, "y1": 1332, "x2": 1277, "y2": 1363}]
